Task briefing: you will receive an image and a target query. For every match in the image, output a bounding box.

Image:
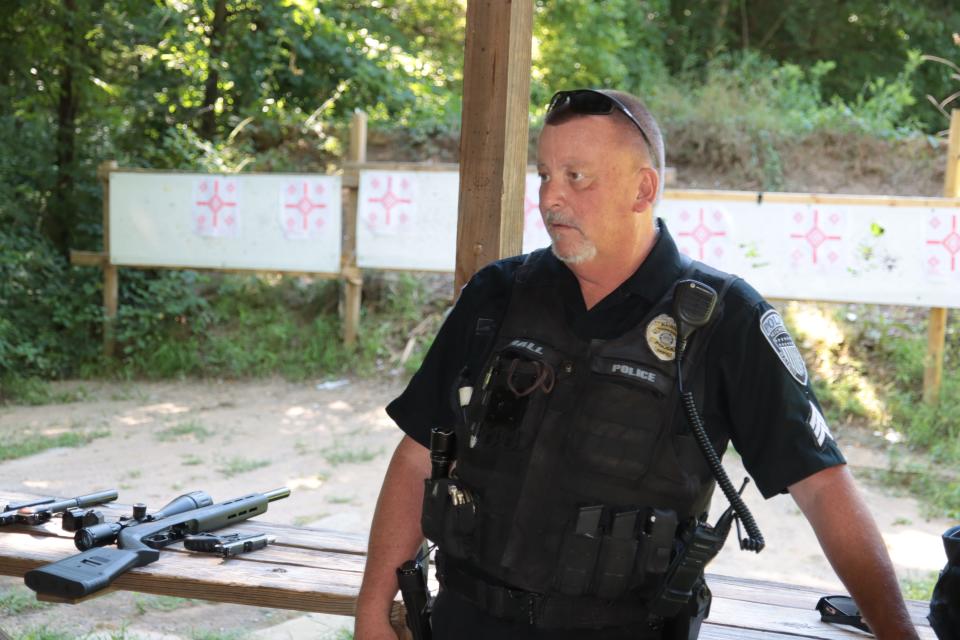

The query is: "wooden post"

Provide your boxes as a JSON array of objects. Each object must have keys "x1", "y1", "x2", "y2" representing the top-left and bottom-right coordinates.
[
  {"x1": 341, "y1": 110, "x2": 367, "y2": 346},
  {"x1": 454, "y1": 0, "x2": 534, "y2": 295},
  {"x1": 98, "y1": 160, "x2": 119, "y2": 358},
  {"x1": 924, "y1": 109, "x2": 960, "y2": 403}
]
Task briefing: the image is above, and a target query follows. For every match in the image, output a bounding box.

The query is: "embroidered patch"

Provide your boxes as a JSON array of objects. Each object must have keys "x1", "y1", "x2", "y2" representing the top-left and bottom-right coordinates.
[
  {"x1": 507, "y1": 338, "x2": 546, "y2": 357},
  {"x1": 646, "y1": 314, "x2": 677, "y2": 362},
  {"x1": 759, "y1": 309, "x2": 808, "y2": 385},
  {"x1": 807, "y1": 400, "x2": 834, "y2": 448}
]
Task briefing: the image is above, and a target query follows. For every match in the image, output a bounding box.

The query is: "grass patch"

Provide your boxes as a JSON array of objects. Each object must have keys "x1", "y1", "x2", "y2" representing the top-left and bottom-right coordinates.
[
  {"x1": 292, "y1": 512, "x2": 329, "y2": 526},
  {"x1": 190, "y1": 631, "x2": 248, "y2": 640},
  {"x1": 900, "y1": 571, "x2": 940, "y2": 602},
  {"x1": 0, "y1": 586, "x2": 49, "y2": 616},
  {"x1": 11, "y1": 629, "x2": 74, "y2": 640},
  {"x1": 217, "y1": 456, "x2": 271, "y2": 478},
  {"x1": 293, "y1": 440, "x2": 312, "y2": 455},
  {"x1": 326, "y1": 495, "x2": 354, "y2": 505},
  {"x1": 109, "y1": 386, "x2": 148, "y2": 402},
  {"x1": 155, "y1": 420, "x2": 213, "y2": 442},
  {"x1": 320, "y1": 445, "x2": 382, "y2": 467},
  {"x1": 134, "y1": 594, "x2": 201, "y2": 615},
  {"x1": 181, "y1": 453, "x2": 204, "y2": 466},
  {"x1": 0, "y1": 427, "x2": 110, "y2": 462},
  {"x1": 0, "y1": 377, "x2": 89, "y2": 406}
]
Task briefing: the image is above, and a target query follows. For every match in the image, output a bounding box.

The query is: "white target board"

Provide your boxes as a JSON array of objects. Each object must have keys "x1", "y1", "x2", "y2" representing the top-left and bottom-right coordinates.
[
  {"x1": 358, "y1": 171, "x2": 960, "y2": 308},
  {"x1": 356, "y1": 170, "x2": 454, "y2": 271},
  {"x1": 356, "y1": 170, "x2": 549, "y2": 271},
  {"x1": 109, "y1": 172, "x2": 342, "y2": 273},
  {"x1": 658, "y1": 192, "x2": 960, "y2": 308}
]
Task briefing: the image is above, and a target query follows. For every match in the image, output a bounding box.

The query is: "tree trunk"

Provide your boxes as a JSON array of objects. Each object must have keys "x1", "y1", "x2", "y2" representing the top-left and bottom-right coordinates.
[
  {"x1": 199, "y1": 0, "x2": 228, "y2": 140},
  {"x1": 48, "y1": 0, "x2": 79, "y2": 257},
  {"x1": 709, "y1": 0, "x2": 731, "y2": 60}
]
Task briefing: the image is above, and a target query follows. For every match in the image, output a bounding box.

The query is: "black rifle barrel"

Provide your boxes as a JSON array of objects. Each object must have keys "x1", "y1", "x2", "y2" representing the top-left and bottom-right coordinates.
[
  {"x1": 12, "y1": 490, "x2": 119, "y2": 525},
  {"x1": 41, "y1": 489, "x2": 120, "y2": 513},
  {"x1": 2, "y1": 497, "x2": 54, "y2": 513}
]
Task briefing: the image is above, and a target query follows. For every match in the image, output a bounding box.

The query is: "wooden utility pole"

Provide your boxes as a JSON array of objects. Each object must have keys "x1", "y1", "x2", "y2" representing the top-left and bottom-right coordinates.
[
  {"x1": 454, "y1": 0, "x2": 534, "y2": 294},
  {"x1": 924, "y1": 108, "x2": 960, "y2": 403},
  {"x1": 341, "y1": 110, "x2": 367, "y2": 346}
]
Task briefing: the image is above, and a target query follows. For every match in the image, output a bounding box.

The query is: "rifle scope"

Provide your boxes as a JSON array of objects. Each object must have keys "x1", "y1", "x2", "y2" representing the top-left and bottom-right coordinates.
[{"x1": 74, "y1": 490, "x2": 213, "y2": 551}]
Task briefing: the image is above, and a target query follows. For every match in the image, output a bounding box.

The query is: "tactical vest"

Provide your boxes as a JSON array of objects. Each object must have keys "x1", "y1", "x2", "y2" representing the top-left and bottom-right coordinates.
[{"x1": 422, "y1": 249, "x2": 736, "y2": 607}]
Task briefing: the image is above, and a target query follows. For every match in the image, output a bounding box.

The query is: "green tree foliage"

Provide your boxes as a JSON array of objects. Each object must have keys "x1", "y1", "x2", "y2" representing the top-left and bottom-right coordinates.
[
  {"x1": 531, "y1": 0, "x2": 669, "y2": 109},
  {"x1": 0, "y1": 0, "x2": 467, "y2": 382},
  {"x1": 659, "y1": 0, "x2": 958, "y2": 130},
  {"x1": 2, "y1": 0, "x2": 959, "y2": 386}
]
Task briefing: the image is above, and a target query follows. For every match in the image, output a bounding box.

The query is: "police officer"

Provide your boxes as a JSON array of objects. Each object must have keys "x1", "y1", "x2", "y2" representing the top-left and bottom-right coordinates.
[{"x1": 355, "y1": 89, "x2": 920, "y2": 640}]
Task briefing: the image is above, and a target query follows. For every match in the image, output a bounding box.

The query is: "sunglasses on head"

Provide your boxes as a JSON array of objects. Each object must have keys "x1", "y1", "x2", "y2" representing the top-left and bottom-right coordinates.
[{"x1": 546, "y1": 89, "x2": 657, "y2": 169}]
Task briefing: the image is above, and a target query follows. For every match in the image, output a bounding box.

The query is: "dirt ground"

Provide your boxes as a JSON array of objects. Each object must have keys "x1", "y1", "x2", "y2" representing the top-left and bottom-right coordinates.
[{"x1": 0, "y1": 378, "x2": 953, "y2": 639}]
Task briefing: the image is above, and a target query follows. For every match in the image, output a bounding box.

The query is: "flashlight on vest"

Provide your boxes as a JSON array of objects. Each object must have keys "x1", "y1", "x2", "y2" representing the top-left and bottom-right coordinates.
[
  {"x1": 672, "y1": 280, "x2": 718, "y2": 359},
  {"x1": 429, "y1": 428, "x2": 455, "y2": 480}
]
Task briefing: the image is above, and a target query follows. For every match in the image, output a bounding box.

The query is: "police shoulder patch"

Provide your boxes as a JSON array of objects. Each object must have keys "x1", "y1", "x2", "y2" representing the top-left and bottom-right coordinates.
[{"x1": 759, "y1": 309, "x2": 808, "y2": 386}]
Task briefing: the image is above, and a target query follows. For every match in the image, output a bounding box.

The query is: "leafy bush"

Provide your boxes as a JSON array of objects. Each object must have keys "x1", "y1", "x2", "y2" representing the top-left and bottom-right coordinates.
[
  {"x1": 649, "y1": 52, "x2": 923, "y2": 190},
  {"x1": 0, "y1": 227, "x2": 102, "y2": 384}
]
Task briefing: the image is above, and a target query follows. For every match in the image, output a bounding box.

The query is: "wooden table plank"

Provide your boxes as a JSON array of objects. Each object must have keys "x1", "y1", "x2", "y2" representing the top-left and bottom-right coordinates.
[
  {"x1": 708, "y1": 595, "x2": 936, "y2": 639},
  {"x1": 699, "y1": 626, "x2": 849, "y2": 640},
  {"x1": 706, "y1": 573, "x2": 934, "y2": 630},
  {"x1": 0, "y1": 491, "x2": 938, "y2": 639}
]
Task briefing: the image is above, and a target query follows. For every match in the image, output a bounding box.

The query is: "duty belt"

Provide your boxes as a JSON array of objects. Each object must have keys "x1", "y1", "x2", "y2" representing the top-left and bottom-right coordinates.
[{"x1": 437, "y1": 555, "x2": 663, "y2": 633}]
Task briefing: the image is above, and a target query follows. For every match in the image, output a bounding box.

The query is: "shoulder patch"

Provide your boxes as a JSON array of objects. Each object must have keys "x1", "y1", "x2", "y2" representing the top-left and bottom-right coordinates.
[
  {"x1": 807, "y1": 400, "x2": 834, "y2": 448},
  {"x1": 759, "y1": 309, "x2": 808, "y2": 386}
]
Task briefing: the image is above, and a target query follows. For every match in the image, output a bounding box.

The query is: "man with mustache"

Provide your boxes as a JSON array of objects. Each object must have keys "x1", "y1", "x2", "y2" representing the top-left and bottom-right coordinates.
[{"x1": 356, "y1": 89, "x2": 919, "y2": 639}]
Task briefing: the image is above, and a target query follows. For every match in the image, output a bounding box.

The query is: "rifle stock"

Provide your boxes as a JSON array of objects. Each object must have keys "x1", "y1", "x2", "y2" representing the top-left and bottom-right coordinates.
[{"x1": 25, "y1": 548, "x2": 141, "y2": 598}]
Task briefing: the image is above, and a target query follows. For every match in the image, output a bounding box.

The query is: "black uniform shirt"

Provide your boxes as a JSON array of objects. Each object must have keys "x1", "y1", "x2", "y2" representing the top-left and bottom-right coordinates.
[{"x1": 387, "y1": 221, "x2": 844, "y2": 499}]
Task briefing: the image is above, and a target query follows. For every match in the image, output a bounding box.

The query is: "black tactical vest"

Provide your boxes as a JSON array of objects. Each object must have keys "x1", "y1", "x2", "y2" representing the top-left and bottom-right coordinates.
[{"x1": 422, "y1": 249, "x2": 735, "y2": 604}]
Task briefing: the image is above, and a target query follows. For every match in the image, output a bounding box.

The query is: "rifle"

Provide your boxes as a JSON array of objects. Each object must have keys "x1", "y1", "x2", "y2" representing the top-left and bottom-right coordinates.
[
  {"x1": 24, "y1": 487, "x2": 290, "y2": 598},
  {"x1": 1, "y1": 490, "x2": 118, "y2": 526}
]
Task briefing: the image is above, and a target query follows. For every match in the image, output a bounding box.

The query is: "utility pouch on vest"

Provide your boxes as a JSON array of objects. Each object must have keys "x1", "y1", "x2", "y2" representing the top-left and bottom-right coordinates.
[
  {"x1": 555, "y1": 505, "x2": 603, "y2": 596},
  {"x1": 555, "y1": 506, "x2": 677, "y2": 600},
  {"x1": 470, "y1": 343, "x2": 556, "y2": 450},
  {"x1": 421, "y1": 478, "x2": 475, "y2": 560},
  {"x1": 595, "y1": 509, "x2": 641, "y2": 599}
]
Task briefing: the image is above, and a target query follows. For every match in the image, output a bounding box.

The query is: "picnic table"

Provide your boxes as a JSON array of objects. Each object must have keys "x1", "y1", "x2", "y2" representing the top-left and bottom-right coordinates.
[{"x1": 0, "y1": 492, "x2": 937, "y2": 639}]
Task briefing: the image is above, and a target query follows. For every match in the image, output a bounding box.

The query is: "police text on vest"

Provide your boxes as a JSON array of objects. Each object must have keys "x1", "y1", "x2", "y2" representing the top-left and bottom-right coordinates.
[{"x1": 610, "y1": 363, "x2": 657, "y2": 383}]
